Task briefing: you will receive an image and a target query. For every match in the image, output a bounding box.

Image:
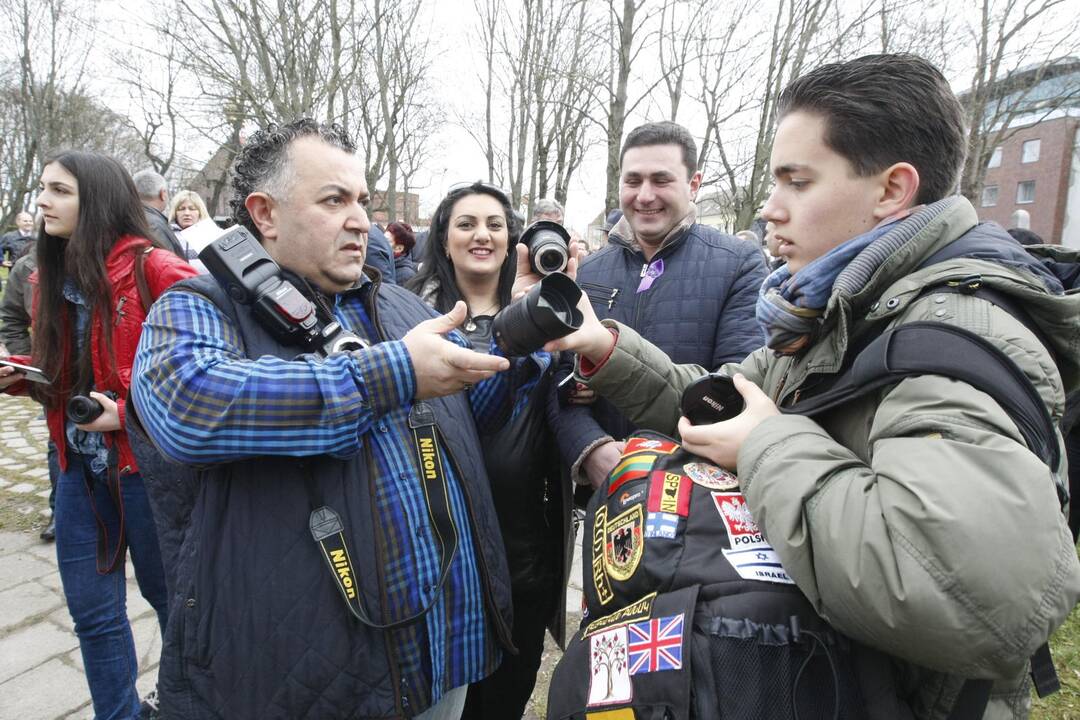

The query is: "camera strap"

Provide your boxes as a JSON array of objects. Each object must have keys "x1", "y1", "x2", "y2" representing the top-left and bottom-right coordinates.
[{"x1": 309, "y1": 401, "x2": 460, "y2": 629}]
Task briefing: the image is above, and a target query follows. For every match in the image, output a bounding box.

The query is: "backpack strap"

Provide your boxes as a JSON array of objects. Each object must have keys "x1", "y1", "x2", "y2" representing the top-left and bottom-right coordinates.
[
  {"x1": 134, "y1": 246, "x2": 154, "y2": 311},
  {"x1": 786, "y1": 321, "x2": 1065, "y2": 709},
  {"x1": 784, "y1": 321, "x2": 1060, "y2": 472}
]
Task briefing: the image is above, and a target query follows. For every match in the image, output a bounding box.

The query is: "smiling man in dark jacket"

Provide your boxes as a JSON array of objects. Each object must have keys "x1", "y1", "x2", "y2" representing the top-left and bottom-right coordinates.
[{"x1": 559, "y1": 122, "x2": 766, "y2": 489}]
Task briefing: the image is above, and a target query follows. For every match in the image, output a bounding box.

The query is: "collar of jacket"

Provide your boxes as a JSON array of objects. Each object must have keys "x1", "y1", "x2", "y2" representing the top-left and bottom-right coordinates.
[
  {"x1": 786, "y1": 197, "x2": 979, "y2": 382},
  {"x1": 608, "y1": 204, "x2": 698, "y2": 257}
]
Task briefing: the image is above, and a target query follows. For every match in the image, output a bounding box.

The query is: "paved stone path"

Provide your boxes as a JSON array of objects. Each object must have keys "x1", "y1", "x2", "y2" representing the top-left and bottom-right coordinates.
[
  {"x1": 0, "y1": 393, "x2": 581, "y2": 719},
  {"x1": 0, "y1": 395, "x2": 161, "y2": 719}
]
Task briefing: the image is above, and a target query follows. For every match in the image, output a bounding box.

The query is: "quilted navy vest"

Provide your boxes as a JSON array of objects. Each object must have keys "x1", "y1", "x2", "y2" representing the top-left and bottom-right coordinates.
[{"x1": 155, "y1": 273, "x2": 513, "y2": 720}]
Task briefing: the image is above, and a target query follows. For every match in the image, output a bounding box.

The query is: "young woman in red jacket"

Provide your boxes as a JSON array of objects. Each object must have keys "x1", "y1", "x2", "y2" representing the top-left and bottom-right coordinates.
[{"x1": 0, "y1": 151, "x2": 196, "y2": 719}]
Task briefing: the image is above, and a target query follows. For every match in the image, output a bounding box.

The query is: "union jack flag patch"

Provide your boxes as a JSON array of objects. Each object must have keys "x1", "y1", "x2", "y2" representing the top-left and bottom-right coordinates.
[{"x1": 627, "y1": 613, "x2": 684, "y2": 674}]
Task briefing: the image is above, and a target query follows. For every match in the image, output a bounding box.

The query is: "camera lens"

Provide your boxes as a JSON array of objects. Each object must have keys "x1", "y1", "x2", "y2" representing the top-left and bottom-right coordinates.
[
  {"x1": 492, "y1": 273, "x2": 584, "y2": 356},
  {"x1": 66, "y1": 395, "x2": 104, "y2": 424},
  {"x1": 522, "y1": 220, "x2": 570, "y2": 276}
]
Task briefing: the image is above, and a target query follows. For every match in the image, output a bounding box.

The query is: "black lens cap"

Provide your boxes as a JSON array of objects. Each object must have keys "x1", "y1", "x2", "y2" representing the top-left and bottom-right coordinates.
[{"x1": 680, "y1": 373, "x2": 744, "y2": 425}]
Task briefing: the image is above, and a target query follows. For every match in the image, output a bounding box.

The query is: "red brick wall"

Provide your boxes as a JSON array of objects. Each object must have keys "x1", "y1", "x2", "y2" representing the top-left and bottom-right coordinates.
[{"x1": 976, "y1": 116, "x2": 1078, "y2": 245}]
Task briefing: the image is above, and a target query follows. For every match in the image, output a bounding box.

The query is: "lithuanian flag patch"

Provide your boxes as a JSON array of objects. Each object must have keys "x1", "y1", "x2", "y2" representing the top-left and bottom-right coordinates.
[{"x1": 607, "y1": 454, "x2": 657, "y2": 496}]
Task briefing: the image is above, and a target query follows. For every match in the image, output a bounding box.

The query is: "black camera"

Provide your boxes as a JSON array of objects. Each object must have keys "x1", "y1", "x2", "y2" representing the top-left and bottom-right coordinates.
[
  {"x1": 67, "y1": 391, "x2": 119, "y2": 424},
  {"x1": 199, "y1": 226, "x2": 367, "y2": 357},
  {"x1": 522, "y1": 220, "x2": 570, "y2": 276},
  {"x1": 492, "y1": 273, "x2": 584, "y2": 356},
  {"x1": 680, "y1": 373, "x2": 744, "y2": 425}
]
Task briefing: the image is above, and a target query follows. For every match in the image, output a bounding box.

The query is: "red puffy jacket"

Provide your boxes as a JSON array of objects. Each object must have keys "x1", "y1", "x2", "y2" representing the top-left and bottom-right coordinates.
[{"x1": 5, "y1": 235, "x2": 197, "y2": 472}]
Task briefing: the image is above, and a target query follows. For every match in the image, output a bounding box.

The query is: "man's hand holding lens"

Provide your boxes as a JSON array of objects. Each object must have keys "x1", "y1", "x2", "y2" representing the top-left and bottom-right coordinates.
[{"x1": 403, "y1": 301, "x2": 510, "y2": 399}]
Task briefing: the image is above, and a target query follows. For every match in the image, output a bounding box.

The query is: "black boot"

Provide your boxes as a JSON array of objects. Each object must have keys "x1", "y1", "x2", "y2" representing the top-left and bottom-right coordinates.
[{"x1": 40, "y1": 518, "x2": 55, "y2": 542}]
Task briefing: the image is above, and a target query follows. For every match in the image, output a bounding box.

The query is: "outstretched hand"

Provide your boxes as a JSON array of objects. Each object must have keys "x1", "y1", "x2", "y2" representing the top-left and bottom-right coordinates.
[
  {"x1": 677, "y1": 374, "x2": 779, "y2": 471},
  {"x1": 402, "y1": 301, "x2": 510, "y2": 399}
]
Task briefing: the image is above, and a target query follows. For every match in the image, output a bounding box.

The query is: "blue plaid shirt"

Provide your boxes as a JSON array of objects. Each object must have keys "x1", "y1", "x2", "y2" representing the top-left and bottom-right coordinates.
[{"x1": 132, "y1": 278, "x2": 547, "y2": 711}]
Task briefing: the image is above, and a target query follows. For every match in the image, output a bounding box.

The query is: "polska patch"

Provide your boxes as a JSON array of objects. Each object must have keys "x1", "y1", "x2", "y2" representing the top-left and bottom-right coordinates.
[
  {"x1": 627, "y1": 614, "x2": 684, "y2": 674},
  {"x1": 604, "y1": 505, "x2": 644, "y2": 582},
  {"x1": 584, "y1": 592, "x2": 657, "y2": 637},
  {"x1": 592, "y1": 506, "x2": 614, "y2": 605},
  {"x1": 647, "y1": 470, "x2": 690, "y2": 516},
  {"x1": 623, "y1": 436, "x2": 678, "y2": 456},
  {"x1": 712, "y1": 492, "x2": 794, "y2": 585},
  {"x1": 684, "y1": 461, "x2": 739, "y2": 490},
  {"x1": 588, "y1": 626, "x2": 633, "y2": 706}
]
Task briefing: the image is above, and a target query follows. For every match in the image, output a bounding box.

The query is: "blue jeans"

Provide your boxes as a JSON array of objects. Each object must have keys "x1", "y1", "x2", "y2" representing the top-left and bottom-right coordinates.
[{"x1": 56, "y1": 453, "x2": 169, "y2": 720}]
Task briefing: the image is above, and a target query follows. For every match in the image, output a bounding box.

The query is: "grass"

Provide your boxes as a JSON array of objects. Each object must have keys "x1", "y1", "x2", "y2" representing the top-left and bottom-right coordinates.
[{"x1": 1035, "y1": 588, "x2": 1080, "y2": 719}]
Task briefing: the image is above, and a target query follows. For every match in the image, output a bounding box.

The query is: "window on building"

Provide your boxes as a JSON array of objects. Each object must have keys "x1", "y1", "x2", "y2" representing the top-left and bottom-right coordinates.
[
  {"x1": 987, "y1": 146, "x2": 1003, "y2": 169},
  {"x1": 981, "y1": 185, "x2": 999, "y2": 207},
  {"x1": 1021, "y1": 139, "x2": 1040, "y2": 163},
  {"x1": 1016, "y1": 181, "x2": 1036, "y2": 204}
]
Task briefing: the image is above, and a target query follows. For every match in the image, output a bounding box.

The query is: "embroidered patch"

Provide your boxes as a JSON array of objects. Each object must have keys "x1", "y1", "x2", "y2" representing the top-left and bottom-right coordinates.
[
  {"x1": 623, "y1": 437, "x2": 677, "y2": 456},
  {"x1": 644, "y1": 511, "x2": 679, "y2": 540},
  {"x1": 618, "y1": 488, "x2": 645, "y2": 508},
  {"x1": 608, "y1": 454, "x2": 657, "y2": 496},
  {"x1": 684, "y1": 462, "x2": 738, "y2": 490},
  {"x1": 604, "y1": 505, "x2": 644, "y2": 582},
  {"x1": 628, "y1": 614, "x2": 684, "y2": 674},
  {"x1": 588, "y1": 626, "x2": 633, "y2": 706},
  {"x1": 584, "y1": 592, "x2": 657, "y2": 638},
  {"x1": 712, "y1": 492, "x2": 794, "y2": 585},
  {"x1": 647, "y1": 470, "x2": 691, "y2": 516},
  {"x1": 586, "y1": 709, "x2": 636, "y2": 720},
  {"x1": 592, "y1": 506, "x2": 614, "y2": 605}
]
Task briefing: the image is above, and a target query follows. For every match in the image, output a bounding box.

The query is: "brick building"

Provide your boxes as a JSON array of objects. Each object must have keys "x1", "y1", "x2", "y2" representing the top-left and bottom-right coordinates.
[{"x1": 976, "y1": 115, "x2": 1079, "y2": 245}]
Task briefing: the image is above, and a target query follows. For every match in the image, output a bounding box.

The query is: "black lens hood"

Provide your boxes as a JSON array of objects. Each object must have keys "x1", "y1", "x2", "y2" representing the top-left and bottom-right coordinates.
[{"x1": 493, "y1": 272, "x2": 584, "y2": 356}]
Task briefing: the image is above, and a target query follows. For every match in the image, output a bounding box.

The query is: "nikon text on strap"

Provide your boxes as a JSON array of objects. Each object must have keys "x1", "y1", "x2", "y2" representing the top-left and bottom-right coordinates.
[{"x1": 309, "y1": 401, "x2": 460, "y2": 629}]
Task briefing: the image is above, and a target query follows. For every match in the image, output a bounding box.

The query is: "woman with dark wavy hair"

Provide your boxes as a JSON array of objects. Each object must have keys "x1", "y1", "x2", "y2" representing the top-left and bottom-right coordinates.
[
  {"x1": 0, "y1": 150, "x2": 196, "y2": 719},
  {"x1": 407, "y1": 182, "x2": 575, "y2": 719}
]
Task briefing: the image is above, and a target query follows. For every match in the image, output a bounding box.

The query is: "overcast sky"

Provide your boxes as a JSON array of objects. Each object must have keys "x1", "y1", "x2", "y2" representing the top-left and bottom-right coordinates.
[{"x1": 86, "y1": 0, "x2": 1075, "y2": 233}]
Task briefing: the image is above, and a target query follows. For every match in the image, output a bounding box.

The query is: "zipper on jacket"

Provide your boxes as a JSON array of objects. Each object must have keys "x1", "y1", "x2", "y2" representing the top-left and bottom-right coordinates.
[
  {"x1": 114, "y1": 296, "x2": 128, "y2": 324},
  {"x1": 580, "y1": 282, "x2": 619, "y2": 310}
]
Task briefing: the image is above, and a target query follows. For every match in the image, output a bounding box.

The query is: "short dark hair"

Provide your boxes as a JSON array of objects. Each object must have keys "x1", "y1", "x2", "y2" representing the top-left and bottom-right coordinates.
[
  {"x1": 777, "y1": 53, "x2": 966, "y2": 205},
  {"x1": 230, "y1": 119, "x2": 356, "y2": 240},
  {"x1": 620, "y1": 121, "x2": 697, "y2": 179}
]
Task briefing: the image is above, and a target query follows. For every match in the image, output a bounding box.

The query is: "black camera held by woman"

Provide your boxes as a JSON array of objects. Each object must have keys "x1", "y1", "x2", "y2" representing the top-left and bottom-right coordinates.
[
  {"x1": 522, "y1": 220, "x2": 570, "y2": 276},
  {"x1": 67, "y1": 391, "x2": 119, "y2": 424}
]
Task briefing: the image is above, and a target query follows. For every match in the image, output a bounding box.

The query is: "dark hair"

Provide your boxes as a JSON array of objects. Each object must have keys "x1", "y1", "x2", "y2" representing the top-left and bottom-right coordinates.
[
  {"x1": 230, "y1": 118, "x2": 356, "y2": 240},
  {"x1": 1007, "y1": 227, "x2": 1043, "y2": 246},
  {"x1": 406, "y1": 183, "x2": 522, "y2": 313},
  {"x1": 620, "y1": 121, "x2": 698, "y2": 179},
  {"x1": 777, "y1": 53, "x2": 966, "y2": 205},
  {"x1": 32, "y1": 150, "x2": 159, "y2": 408},
  {"x1": 386, "y1": 221, "x2": 416, "y2": 253}
]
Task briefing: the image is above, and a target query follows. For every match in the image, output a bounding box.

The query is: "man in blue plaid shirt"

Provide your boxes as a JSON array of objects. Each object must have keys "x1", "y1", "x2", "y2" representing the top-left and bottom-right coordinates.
[{"x1": 132, "y1": 119, "x2": 569, "y2": 720}]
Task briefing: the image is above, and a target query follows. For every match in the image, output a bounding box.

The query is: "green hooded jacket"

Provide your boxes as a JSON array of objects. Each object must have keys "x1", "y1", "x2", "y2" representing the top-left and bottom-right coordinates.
[{"x1": 581, "y1": 197, "x2": 1080, "y2": 719}]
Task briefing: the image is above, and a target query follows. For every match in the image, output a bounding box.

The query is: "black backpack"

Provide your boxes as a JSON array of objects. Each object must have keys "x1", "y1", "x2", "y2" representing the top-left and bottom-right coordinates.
[{"x1": 547, "y1": 432, "x2": 867, "y2": 720}]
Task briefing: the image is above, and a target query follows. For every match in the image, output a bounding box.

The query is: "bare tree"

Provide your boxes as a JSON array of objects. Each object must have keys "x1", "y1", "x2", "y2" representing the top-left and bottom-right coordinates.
[
  {"x1": 957, "y1": 0, "x2": 1080, "y2": 202},
  {"x1": 170, "y1": 0, "x2": 355, "y2": 126},
  {"x1": 0, "y1": 0, "x2": 143, "y2": 225}
]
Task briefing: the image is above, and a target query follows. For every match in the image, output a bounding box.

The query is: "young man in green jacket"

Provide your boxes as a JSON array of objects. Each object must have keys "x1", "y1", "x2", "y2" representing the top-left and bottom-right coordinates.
[{"x1": 545, "y1": 54, "x2": 1080, "y2": 719}]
